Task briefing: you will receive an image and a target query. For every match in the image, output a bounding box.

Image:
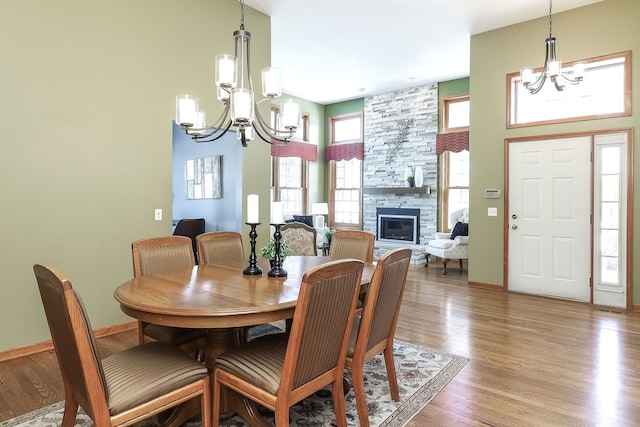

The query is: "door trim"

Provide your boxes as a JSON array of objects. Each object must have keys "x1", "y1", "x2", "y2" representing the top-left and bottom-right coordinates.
[{"x1": 504, "y1": 128, "x2": 634, "y2": 309}]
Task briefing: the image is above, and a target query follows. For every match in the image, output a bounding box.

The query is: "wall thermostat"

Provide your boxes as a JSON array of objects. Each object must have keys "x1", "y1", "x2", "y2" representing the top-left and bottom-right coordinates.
[{"x1": 484, "y1": 189, "x2": 501, "y2": 199}]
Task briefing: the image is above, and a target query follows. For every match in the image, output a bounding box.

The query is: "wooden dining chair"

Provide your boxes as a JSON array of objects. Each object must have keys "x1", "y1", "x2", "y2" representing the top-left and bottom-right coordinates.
[
  {"x1": 344, "y1": 248, "x2": 412, "y2": 427},
  {"x1": 33, "y1": 263, "x2": 211, "y2": 427},
  {"x1": 131, "y1": 236, "x2": 207, "y2": 356},
  {"x1": 196, "y1": 231, "x2": 259, "y2": 341},
  {"x1": 329, "y1": 230, "x2": 376, "y2": 315},
  {"x1": 212, "y1": 259, "x2": 364, "y2": 427},
  {"x1": 329, "y1": 230, "x2": 375, "y2": 263},
  {"x1": 196, "y1": 231, "x2": 245, "y2": 265},
  {"x1": 281, "y1": 222, "x2": 318, "y2": 256}
]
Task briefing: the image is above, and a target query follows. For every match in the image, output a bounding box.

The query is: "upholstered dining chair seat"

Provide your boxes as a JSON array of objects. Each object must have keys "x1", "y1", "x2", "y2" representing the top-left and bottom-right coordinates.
[
  {"x1": 214, "y1": 333, "x2": 287, "y2": 395},
  {"x1": 102, "y1": 342, "x2": 209, "y2": 414}
]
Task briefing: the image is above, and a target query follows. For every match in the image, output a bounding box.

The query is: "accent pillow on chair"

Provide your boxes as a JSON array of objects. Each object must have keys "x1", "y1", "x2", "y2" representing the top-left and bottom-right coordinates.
[{"x1": 450, "y1": 222, "x2": 469, "y2": 240}]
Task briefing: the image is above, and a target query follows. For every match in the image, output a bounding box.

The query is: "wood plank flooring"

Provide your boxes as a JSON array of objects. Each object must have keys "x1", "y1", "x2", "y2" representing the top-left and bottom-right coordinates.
[{"x1": 2, "y1": 261, "x2": 640, "y2": 425}]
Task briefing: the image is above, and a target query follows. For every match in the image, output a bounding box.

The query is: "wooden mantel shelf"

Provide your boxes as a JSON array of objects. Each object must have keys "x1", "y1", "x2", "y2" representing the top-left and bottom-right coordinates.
[{"x1": 363, "y1": 187, "x2": 432, "y2": 195}]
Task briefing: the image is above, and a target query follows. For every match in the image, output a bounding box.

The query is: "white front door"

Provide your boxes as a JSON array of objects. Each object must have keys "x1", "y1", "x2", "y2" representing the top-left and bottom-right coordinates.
[{"x1": 508, "y1": 137, "x2": 592, "y2": 301}]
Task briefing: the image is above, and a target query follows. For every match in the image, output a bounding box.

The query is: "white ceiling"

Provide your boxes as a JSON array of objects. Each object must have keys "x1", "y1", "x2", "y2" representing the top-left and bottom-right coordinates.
[{"x1": 243, "y1": 0, "x2": 602, "y2": 105}]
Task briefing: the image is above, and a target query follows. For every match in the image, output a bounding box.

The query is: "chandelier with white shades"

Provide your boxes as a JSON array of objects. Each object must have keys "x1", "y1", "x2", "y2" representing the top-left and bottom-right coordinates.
[
  {"x1": 520, "y1": 0, "x2": 586, "y2": 94},
  {"x1": 175, "y1": 0, "x2": 301, "y2": 147}
]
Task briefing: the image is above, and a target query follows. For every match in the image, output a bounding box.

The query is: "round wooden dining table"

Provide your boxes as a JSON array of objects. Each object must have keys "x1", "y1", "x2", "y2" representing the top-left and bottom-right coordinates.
[{"x1": 114, "y1": 255, "x2": 375, "y2": 427}]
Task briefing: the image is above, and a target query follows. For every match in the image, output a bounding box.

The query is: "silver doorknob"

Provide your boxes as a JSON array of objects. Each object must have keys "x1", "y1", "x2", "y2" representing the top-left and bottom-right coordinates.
[{"x1": 512, "y1": 224, "x2": 518, "y2": 230}]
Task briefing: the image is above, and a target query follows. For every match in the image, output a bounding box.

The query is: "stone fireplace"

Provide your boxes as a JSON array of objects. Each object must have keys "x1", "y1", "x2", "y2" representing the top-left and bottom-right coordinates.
[{"x1": 362, "y1": 83, "x2": 439, "y2": 263}]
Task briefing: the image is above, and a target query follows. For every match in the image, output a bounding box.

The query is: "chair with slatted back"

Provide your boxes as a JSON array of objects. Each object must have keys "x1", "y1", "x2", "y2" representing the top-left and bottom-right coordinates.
[
  {"x1": 281, "y1": 222, "x2": 318, "y2": 256},
  {"x1": 344, "y1": 248, "x2": 412, "y2": 427},
  {"x1": 131, "y1": 236, "x2": 207, "y2": 355},
  {"x1": 212, "y1": 259, "x2": 364, "y2": 427},
  {"x1": 33, "y1": 263, "x2": 211, "y2": 427},
  {"x1": 196, "y1": 231, "x2": 258, "y2": 341},
  {"x1": 196, "y1": 231, "x2": 246, "y2": 266},
  {"x1": 329, "y1": 230, "x2": 375, "y2": 315},
  {"x1": 329, "y1": 230, "x2": 375, "y2": 263}
]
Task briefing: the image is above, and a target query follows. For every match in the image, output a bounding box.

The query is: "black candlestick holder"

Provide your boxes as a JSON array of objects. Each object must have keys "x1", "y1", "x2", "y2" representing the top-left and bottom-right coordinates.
[
  {"x1": 243, "y1": 222, "x2": 263, "y2": 276},
  {"x1": 268, "y1": 223, "x2": 287, "y2": 278}
]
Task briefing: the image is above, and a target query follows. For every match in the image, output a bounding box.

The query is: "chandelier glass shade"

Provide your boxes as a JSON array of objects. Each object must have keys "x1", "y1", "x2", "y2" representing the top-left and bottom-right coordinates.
[
  {"x1": 175, "y1": 0, "x2": 301, "y2": 147},
  {"x1": 520, "y1": 0, "x2": 586, "y2": 94}
]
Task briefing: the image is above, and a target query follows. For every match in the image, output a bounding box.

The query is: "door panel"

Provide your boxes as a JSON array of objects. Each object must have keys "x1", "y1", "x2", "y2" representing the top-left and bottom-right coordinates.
[{"x1": 508, "y1": 137, "x2": 591, "y2": 302}]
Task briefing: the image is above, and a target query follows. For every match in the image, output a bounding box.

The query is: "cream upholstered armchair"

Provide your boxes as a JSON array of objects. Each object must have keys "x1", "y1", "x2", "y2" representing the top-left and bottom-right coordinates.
[{"x1": 425, "y1": 208, "x2": 469, "y2": 274}]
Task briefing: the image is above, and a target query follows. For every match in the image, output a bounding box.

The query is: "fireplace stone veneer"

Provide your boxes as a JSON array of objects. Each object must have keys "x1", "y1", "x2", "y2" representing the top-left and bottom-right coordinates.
[{"x1": 362, "y1": 83, "x2": 439, "y2": 264}]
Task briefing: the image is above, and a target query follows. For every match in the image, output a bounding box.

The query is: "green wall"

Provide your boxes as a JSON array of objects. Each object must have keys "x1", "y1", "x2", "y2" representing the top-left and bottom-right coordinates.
[
  {"x1": 280, "y1": 93, "x2": 326, "y2": 207},
  {"x1": 0, "y1": 0, "x2": 272, "y2": 352},
  {"x1": 469, "y1": 0, "x2": 640, "y2": 297},
  {"x1": 439, "y1": 78, "x2": 470, "y2": 99}
]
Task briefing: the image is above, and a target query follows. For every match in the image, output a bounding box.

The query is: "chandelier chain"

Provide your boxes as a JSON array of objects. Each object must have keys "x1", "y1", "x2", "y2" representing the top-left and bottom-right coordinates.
[
  {"x1": 548, "y1": 0, "x2": 553, "y2": 39},
  {"x1": 240, "y1": 0, "x2": 245, "y2": 31}
]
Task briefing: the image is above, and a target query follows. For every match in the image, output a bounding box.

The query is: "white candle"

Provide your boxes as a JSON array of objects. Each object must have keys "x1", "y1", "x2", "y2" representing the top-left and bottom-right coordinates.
[
  {"x1": 271, "y1": 202, "x2": 284, "y2": 224},
  {"x1": 247, "y1": 194, "x2": 259, "y2": 223}
]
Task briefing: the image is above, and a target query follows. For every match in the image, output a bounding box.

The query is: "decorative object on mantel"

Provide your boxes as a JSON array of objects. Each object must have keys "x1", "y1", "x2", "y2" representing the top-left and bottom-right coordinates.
[
  {"x1": 174, "y1": 0, "x2": 301, "y2": 147},
  {"x1": 406, "y1": 176, "x2": 415, "y2": 187},
  {"x1": 404, "y1": 165, "x2": 413, "y2": 187},
  {"x1": 520, "y1": 0, "x2": 586, "y2": 94},
  {"x1": 386, "y1": 118, "x2": 415, "y2": 164},
  {"x1": 415, "y1": 165, "x2": 424, "y2": 187}
]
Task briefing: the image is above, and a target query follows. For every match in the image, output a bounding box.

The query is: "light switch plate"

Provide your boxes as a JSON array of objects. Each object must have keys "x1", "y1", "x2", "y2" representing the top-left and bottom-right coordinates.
[
  {"x1": 488, "y1": 207, "x2": 498, "y2": 217},
  {"x1": 154, "y1": 209, "x2": 163, "y2": 221}
]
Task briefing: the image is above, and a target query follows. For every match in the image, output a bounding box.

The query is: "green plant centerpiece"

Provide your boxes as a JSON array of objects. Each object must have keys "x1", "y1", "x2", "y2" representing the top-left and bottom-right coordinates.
[
  {"x1": 260, "y1": 239, "x2": 293, "y2": 261},
  {"x1": 406, "y1": 175, "x2": 415, "y2": 187},
  {"x1": 325, "y1": 230, "x2": 334, "y2": 243}
]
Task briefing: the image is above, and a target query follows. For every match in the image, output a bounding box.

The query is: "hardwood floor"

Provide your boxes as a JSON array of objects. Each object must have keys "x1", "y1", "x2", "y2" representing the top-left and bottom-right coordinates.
[{"x1": 2, "y1": 262, "x2": 640, "y2": 425}]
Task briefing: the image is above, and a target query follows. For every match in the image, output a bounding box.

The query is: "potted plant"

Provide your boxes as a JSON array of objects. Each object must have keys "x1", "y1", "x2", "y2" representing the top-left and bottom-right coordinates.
[
  {"x1": 325, "y1": 230, "x2": 334, "y2": 244},
  {"x1": 406, "y1": 175, "x2": 415, "y2": 187},
  {"x1": 260, "y1": 239, "x2": 293, "y2": 266}
]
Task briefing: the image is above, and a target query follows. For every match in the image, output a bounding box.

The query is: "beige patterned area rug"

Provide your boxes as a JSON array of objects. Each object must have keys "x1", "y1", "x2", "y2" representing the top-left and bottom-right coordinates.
[{"x1": 2, "y1": 340, "x2": 467, "y2": 427}]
